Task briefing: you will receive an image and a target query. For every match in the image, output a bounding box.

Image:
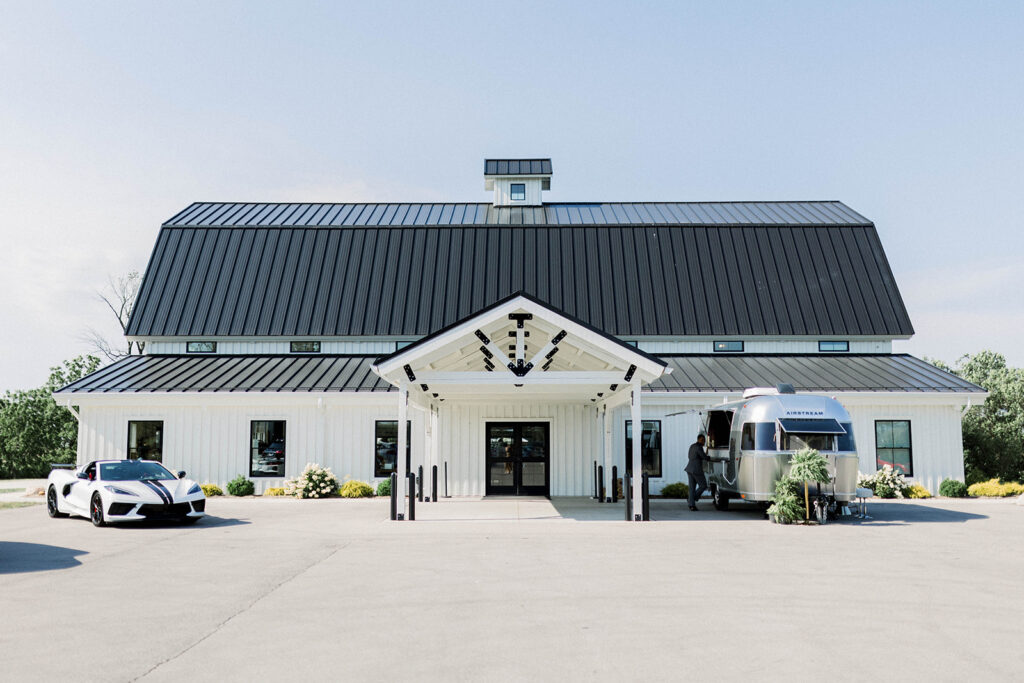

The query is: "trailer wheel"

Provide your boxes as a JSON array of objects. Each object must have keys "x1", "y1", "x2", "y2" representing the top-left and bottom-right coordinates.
[{"x1": 712, "y1": 486, "x2": 730, "y2": 510}]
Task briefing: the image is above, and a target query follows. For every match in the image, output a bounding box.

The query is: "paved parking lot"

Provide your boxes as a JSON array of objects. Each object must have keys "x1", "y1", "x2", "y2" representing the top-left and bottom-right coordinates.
[{"x1": 1, "y1": 492, "x2": 1022, "y2": 682}]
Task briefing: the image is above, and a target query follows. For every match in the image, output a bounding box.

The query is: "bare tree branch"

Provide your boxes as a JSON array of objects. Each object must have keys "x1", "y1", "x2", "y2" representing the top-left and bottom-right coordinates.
[{"x1": 82, "y1": 271, "x2": 144, "y2": 361}]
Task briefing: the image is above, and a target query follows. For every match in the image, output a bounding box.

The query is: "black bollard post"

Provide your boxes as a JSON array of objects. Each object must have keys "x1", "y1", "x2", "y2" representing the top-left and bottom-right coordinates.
[
  {"x1": 611, "y1": 465, "x2": 618, "y2": 503},
  {"x1": 431, "y1": 465, "x2": 438, "y2": 503},
  {"x1": 418, "y1": 465, "x2": 424, "y2": 503},
  {"x1": 624, "y1": 472, "x2": 632, "y2": 521},
  {"x1": 642, "y1": 472, "x2": 650, "y2": 521},
  {"x1": 592, "y1": 461, "x2": 597, "y2": 499},
  {"x1": 444, "y1": 461, "x2": 449, "y2": 498},
  {"x1": 597, "y1": 465, "x2": 604, "y2": 503},
  {"x1": 390, "y1": 472, "x2": 397, "y2": 521},
  {"x1": 408, "y1": 472, "x2": 416, "y2": 521}
]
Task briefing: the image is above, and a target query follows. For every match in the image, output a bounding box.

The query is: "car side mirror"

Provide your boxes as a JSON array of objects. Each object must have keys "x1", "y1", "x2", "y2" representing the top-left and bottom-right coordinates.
[
  {"x1": 76, "y1": 471, "x2": 89, "y2": 480},
  {"x1": 177, "y1": 470, "x2": 186, "y2": 478}
]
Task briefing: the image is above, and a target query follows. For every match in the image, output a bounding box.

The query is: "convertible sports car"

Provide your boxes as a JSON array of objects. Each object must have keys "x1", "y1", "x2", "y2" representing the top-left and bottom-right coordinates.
[{"x1": 47, "y1": 460, "x2": 206, "y2": 526}]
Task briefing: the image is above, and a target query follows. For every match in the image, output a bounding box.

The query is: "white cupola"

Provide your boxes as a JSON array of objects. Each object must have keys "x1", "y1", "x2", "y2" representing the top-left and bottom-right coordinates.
[{"x1": 484, "y1": 158, "x2": 552, "y2": 206}]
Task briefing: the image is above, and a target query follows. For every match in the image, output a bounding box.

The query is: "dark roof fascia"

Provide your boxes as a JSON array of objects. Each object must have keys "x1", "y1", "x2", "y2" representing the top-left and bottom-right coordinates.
[{"x1": 372, "y1": 290, "x2": 667, "y2": 368}]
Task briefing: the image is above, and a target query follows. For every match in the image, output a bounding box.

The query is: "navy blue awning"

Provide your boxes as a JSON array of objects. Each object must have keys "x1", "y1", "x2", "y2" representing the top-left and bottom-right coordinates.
[{"x1": 778, "y1": 418, "x2": 847, "y2": 434}]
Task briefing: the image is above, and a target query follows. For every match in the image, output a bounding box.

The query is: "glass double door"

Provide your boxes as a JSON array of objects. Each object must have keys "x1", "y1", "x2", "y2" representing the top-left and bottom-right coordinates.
[{"x1": 486, "y1": 422, "x2": 550, "y2": 496}]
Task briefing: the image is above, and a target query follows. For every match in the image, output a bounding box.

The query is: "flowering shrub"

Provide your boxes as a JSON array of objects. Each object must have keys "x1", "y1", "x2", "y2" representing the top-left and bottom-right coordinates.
[
  {"x1": 285, "y1": 464, "x2": 339, "y2": 499},
  {"x1": 226, "y1": 475, "x2": 255, "y2": 496},
  {"x1": 967, "y1": 479, "x2": 1024, "y2": 497},
  {"x1": 939, "y1": 478, "x2": 968, "y2": 497},
  {"x1": 339, "y1": 479, "x2": 374, "y2": 498},
  {"x1": 200, "y1": 483, "x2": 223, "y2": 497},
  {"x1": 858, "y1": 466, "x2": 909, "y2": 499},
  {"x1": 905, "y1": 483, "x2": 932, "y2": 499},
  {"x1": 264, "y1": 487, "x2": 286, "y2": 496}
]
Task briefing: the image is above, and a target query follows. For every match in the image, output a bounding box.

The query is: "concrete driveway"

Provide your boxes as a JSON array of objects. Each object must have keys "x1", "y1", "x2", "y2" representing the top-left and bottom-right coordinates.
[{"x1": 1, "y1": 494, "x2": 1021, "y2": 682}]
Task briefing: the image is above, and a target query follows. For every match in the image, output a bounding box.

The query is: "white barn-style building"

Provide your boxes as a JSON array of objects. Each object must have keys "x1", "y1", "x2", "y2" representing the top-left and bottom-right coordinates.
[{"x1": 56, "y1": 159, "x2": 984, "y2": 515}]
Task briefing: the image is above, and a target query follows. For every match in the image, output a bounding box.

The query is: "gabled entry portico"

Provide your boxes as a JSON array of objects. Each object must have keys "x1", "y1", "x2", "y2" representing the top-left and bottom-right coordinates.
[{"x1": 372, "y1": 293, "x2": 669, "y2": 520}]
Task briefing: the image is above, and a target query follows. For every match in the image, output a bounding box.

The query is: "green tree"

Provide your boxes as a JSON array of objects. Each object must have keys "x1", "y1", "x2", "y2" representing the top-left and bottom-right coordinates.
[
  {"x1": 930, "y1": 351, "x2": 1024, "y2": 482},
  {"x1": 0, "y1": 355, "x2": 100, "y2": 478}
]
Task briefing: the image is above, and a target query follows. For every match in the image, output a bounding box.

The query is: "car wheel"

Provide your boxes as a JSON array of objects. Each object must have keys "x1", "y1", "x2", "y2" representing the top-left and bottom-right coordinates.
[
  {"x1": 47, "y1": 486, "x2": 68, "y2": 518},
  {"x1": 90, "y1": 493, "x2": 106, "y2": 527},
  {"x1": 712, "y1": 485, "x2": 730, "y2": 511}
]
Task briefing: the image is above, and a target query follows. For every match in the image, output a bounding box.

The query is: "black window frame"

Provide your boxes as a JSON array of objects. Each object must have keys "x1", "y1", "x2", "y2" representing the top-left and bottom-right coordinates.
[
  {"x1": 819, "y1": 340, "x2": 850, "y2": 352},
  {"x1": 250, "y1": 420, "x2": 287, "y2": 478},
  {"x1": 875, "y1": 419, "x2": 913, "y2": 476},
  {"x1": 713, "y1": 340, "x2": 744, "y2": 353},
  {"x1": 374, "y1": 420, "x2": 412, "y2": 478},
  {"x1": 290, "y1": 341, "x2": 321, "y2": 353},
  {"x1": 624, "y1": 419, "x2": 663, "y2": 478},
  {"x1": 510, "y1": 183, "x2": 526, "y2": 201},
  {"x1": 186, "y1": 341, "x2": 217, "y2": 353},
  {"x1": 127, "y1": 420, "x2": 163, "y2": 461}
]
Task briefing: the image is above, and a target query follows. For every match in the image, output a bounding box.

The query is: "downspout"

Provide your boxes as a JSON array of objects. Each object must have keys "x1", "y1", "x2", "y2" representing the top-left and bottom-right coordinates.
[{"x1": 960, "y1": 396, "x2": 973, "y2": 418}]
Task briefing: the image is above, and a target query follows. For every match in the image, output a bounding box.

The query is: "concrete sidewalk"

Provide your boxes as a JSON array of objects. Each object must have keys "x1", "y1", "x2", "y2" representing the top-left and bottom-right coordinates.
[{"x1": 1, "y1": 495, "x2": 1021, "y2": 682}]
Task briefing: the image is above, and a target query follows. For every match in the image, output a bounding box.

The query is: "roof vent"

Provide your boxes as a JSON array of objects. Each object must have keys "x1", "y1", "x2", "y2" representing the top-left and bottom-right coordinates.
[{"x1": 484, "y1": 158, "x2": 551, "y2": 207}]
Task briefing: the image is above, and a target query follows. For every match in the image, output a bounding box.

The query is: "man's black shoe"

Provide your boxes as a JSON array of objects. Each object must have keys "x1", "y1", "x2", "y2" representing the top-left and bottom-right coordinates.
[{"x1": 689, "y1": 505, "x2": 698, "y2": 511}]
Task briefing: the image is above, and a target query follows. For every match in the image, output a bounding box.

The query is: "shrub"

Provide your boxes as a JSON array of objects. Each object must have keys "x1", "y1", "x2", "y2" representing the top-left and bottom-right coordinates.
[
  {"x1": 376, "y1": 478, "x2": 392, "y2": 497},
  {"x1": 858, "y1": 466, "x2": 910, "y2": 499},
  {"x1": 659, "y1": 482, "x2": 689, "y2": 499},
  {"x1": 264, "y1": 487, "x2": 286, "y2": 496},
  {"x1": 905, "y1": 483, "x2": 932, "y2": 499},
  {"x1": 285, "y1": 463, "x2": 339, "y2": 499},
  {"x1": 767, "y1": 476, "x2": 803, "y2": 524},
  {"x1": 967, "y1": 478, "x2": 1024, "y2": 498},
  {"x1": 200, "y1": 483, "x2": 223, "y2": 497},
  {"x1": 226, "y1": 475, "x2": 255, "y2": 496},
  {"x1": 939, "y1": 479, "x2": 968, "y2": 498},
  {"x1": 339, "y1": 479, "x2": 374, "y2": 498}
]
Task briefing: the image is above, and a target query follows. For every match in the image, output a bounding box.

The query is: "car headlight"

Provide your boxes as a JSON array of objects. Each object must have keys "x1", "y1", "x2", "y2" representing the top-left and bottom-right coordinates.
[
  {"x1": 104, "y1": 485, "x2": 138, "y2": 496},
  {"x1": 188, "y1": 483, "x2": 201, "y2": 495}
]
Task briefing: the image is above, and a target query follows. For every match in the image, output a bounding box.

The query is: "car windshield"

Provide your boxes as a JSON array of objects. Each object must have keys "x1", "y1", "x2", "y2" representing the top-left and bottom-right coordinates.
[{"x1": 100, "y1": 461, "x2": 176, "y2": 482}]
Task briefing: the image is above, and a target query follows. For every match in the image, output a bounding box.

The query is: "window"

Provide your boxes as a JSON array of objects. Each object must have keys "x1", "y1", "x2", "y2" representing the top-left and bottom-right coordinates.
[
  {"x1": 127, "y1": 421, "x2": 163, "y2": 461},
  {"x1": 625, "y1": 420, "x2": 662, "y2": 478},
  {"x1": 837, "y1": 422, "x2": 856, "y2": 452},
  {"x1": 876, "y1": 420, "x2": 912, "y2": 476},
  {"x1": 290, "y1": 341, "x2": 321, "y2": 353},
  {"x1": 510, "y1": 183, "x2": 526, "y2": 201},
  {"x1": 187, "y1": 341, "x2": 216, "y2": 353},
  {"x1": 395, "y1": 341, "x2": 415, "y2": 351},
  {"x1": 250, "y1": 420, "x2": 286, "y2": 477},
  {"x1": 740, "y1": 422, "x2": 777, "y2": 451},
  {"x1": 374, "y1": 420, "x2": 411, "y2": 478},
  {"x1": 714, "y1": 341, "x2": 743, "y2": 352},
  {"x1": 819, "y1": 340, "x2": 849, "y2": 352}
]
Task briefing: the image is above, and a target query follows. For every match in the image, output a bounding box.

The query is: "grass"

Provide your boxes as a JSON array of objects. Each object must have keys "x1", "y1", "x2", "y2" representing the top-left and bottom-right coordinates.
[
  {"x1": 0, "y1": 488, "x2": 22, "y2": 494},
  {"x1": 0, "y1": 501, "x2": 41, "y2": 510}
]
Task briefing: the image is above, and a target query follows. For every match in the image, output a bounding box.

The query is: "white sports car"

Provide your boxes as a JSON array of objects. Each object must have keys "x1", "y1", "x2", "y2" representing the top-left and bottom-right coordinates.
[{"x1": 47, "y1": 460, "x2": 206, "y2": 526}]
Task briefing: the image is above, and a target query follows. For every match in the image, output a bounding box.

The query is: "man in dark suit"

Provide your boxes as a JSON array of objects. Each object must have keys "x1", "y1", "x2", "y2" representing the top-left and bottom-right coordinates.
[{"x1": 685, "y1": 434, "x2": 708, "y2": 511}]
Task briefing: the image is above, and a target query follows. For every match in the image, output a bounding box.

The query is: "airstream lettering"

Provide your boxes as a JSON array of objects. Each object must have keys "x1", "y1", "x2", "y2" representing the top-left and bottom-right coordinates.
[{"x1": 700, "y1": 386, "x2": 858, "y2": 512}]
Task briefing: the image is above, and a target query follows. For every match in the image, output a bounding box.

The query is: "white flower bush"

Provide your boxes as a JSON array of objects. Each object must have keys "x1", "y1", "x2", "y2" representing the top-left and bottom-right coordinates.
[
  {"x1": 858, "y1": 465, "x2": 910, "y2": 499},
  {"x1": 284, "y1": 463, "x2": 340, "y2": 499}
]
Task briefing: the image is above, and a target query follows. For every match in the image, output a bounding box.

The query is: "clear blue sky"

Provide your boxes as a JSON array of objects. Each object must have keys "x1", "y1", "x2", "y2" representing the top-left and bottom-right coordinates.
[{"x1": 1, "y1": 0, "x2": 1021, "y2": 391}]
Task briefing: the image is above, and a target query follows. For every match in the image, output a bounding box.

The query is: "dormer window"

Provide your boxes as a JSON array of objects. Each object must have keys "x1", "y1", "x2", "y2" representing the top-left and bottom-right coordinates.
[
  {"x1": 510, "y1": 183, "x2": 526, "y2": 201},
  {"x1": 187, "y1": 341, "x2": 216, "y2": 353},
  {"x1": 290, "y1": 341, "x2": 321, "y2": 353}
]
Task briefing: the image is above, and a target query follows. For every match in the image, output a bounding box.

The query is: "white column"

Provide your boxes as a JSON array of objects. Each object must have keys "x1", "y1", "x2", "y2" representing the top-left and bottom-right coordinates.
[
  {"x1": 396, "y1": 380, "x2": 408, "y2": 518},
  {"x1": 603, "y1": 405, "x2": 613, "y2": 502},
  {"x1": 631, "y1": 381, "x2": 642, "y2": 520}
]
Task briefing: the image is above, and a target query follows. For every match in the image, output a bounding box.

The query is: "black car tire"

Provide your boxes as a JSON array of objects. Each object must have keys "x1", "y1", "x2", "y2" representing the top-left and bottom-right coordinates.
[
  {"x1": 712, "y1": 485, "x2": 730, "y2": 511},
  {"x1": 90, "y1": 493, "x2": 106, "y2": 527},
  {"x1": 47, "y1": 486, "x2": 68, "y2": 518}
]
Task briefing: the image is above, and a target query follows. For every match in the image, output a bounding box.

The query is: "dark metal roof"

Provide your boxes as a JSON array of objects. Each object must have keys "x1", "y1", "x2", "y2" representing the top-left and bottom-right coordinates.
[
  {"x1": 484, "y1": 159, "x2": 552, "y2": 175},
  {"x1": 56, "y1": 353, "x2": 981, "y2": 395},
  {"x1": 649, "y1": 354, "x2": 985, "y2": 393},
  {"x1": 127, "y1": 223, "x2": 913, "y2": 338},
  {"x1": 56, "y1": 355, "x2": 390, "y2": 393},
  {"x1": 163, "y1": 201, "x2": 871, "y2": 227}
]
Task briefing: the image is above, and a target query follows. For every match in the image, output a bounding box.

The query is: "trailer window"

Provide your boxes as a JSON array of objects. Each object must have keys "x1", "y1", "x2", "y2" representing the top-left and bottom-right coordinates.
[
  {"x1": 741, "y1": 423, "x2": 777, "y2": 450},
  {"x1": 837, "y1": 423, "x2": 856, "y2": 451},
  {"x1": 705, "y1": 411, "x2": 733, "y2": 449},
  {"x1": 781, "y1": 432, "x2": 832, "y2": 452}
]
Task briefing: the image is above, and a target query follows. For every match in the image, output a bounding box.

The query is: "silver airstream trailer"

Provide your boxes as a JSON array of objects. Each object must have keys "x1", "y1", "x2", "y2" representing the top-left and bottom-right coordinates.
[{"x1": 701, "y1": 385, "x2": 858, "y2": 513}]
